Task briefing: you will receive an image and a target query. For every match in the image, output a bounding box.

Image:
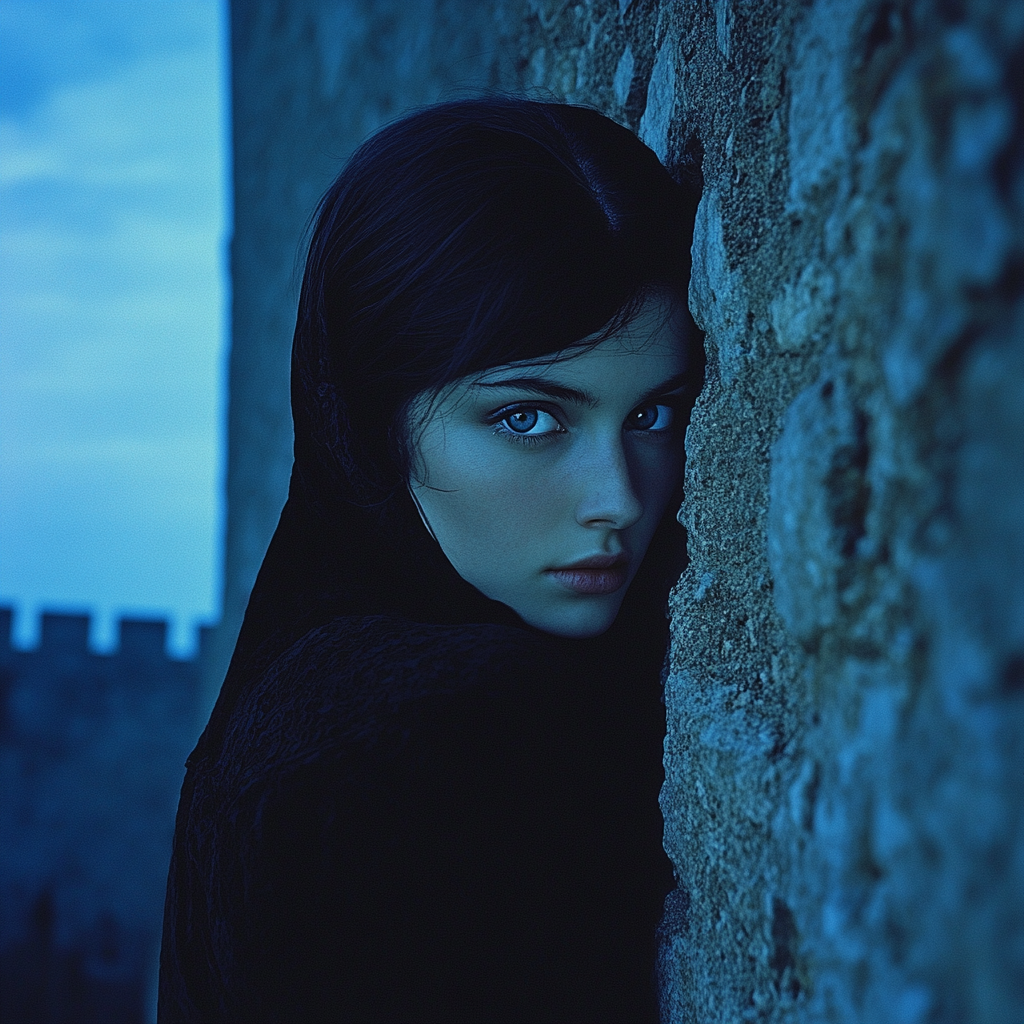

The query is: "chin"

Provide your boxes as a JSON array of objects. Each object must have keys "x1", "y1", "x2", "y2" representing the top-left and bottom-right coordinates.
[{"x1": 517, "y1": 598, "x2": 622, "y2": 639}]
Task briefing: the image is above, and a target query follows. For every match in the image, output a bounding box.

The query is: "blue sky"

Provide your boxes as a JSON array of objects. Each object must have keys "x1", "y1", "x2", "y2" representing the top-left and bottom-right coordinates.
[{"x1": 0, "y1": 1, "x2": 229, "y2": 656}]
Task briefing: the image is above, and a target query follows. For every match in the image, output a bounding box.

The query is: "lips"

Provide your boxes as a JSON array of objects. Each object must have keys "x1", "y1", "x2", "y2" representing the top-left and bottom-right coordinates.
[{"x1": 545, "y1": 554, "x2": 629, "y2": 596}]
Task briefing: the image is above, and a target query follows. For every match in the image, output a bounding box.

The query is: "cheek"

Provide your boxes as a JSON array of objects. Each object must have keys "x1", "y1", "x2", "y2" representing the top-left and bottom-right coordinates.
[{"x1": 424, "y1": 442, "x2": 564, "y2": 554}]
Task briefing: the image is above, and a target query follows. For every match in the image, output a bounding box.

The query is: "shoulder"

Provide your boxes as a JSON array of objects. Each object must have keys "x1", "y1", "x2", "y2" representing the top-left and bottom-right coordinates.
[
  {"x1": 274, "y1": 614, "x2": 549, "y2": 698},
  {"x1": 209, "y1": 614, "x2": 562, "y2": 784}
]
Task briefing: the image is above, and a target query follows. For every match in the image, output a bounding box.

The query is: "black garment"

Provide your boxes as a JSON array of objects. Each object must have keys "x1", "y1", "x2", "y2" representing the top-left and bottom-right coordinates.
[
  {"x1": 158, "y1": 263, "x2": 682, "y2": 1021},
  {"x1": 159, "y1": 609, "x2": 673, "y2": 1022}
]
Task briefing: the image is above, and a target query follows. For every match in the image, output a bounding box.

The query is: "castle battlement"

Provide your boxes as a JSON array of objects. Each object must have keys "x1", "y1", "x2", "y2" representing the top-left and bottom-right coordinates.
[
  {"x1": 0, "y1": 606, "x2": 215, "y2": 665},
  {"x1": 39, "y1": 611, "x2": 91, "y2": 653},
  {"x1": 0, "y1": 610, "x2": 210, "y2": 1023}
]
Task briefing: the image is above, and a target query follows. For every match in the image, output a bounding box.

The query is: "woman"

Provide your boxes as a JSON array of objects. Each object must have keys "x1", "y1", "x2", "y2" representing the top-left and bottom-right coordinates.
[{"x1": 159, "y1": 97, "x2": 702, "y2": 1023}]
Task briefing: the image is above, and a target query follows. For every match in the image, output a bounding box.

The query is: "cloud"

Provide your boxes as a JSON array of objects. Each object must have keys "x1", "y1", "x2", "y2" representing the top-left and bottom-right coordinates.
[
  {"x1": 0, "y1": 1, "x2": 228, "y2": 646},
  {"x1": 0, "y1": 1, "x2": 215, "y2": 119}
]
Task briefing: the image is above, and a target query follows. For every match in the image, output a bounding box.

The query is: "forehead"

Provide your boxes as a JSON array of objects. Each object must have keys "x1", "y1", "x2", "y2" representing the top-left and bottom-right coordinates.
[
  {"x1": 474, "y1": 290, "x2": 690, "y2": 386},
  {"x1": 406, "y1": 291, "x2": 693, "y2": 430}
]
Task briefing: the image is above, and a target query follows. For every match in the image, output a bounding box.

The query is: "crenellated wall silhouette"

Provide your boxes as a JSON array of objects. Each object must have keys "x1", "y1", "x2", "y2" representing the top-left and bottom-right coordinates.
[{"x1": 0, "y1": 609, "x2": 209, "y2": 1023}]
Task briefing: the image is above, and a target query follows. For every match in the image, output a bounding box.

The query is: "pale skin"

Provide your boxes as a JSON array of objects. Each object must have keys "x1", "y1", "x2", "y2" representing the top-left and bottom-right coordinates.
[{"x1": 407, "y1": 289, "x2": 694, "y2": 638}]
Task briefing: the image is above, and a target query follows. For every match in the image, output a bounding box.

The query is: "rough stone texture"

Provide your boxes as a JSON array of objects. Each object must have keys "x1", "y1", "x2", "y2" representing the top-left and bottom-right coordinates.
[{"x1": 226, "y1": 1, "x2": 1023, "y2": 1019}]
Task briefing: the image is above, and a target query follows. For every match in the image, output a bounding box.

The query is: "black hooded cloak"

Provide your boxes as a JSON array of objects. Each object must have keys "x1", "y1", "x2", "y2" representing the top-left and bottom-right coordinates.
[
  {"x1": 158, "y1": 392, "x2": 682, "y2": 1023},
  {"x1": 158, "y1": 124, "x2": 686, "y2": 1024}
]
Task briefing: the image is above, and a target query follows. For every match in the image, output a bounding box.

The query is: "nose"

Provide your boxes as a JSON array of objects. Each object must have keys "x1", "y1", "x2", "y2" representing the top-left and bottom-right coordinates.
[{"x1": 573, "y1": 434, "x2": 643, "y2": 530}]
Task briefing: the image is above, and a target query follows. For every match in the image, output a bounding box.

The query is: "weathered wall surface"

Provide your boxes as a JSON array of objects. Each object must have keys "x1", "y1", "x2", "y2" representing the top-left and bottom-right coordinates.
[{"x1": 227, "y1": 1, "x2": 1023, "y2": 1019}]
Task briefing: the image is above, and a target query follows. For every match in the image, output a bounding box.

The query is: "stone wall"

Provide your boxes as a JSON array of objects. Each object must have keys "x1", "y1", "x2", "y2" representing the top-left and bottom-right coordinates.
[
  {"x1": 0, "y1": 609, "x2": 208, "y2": 1022},
  {"x1": 225, "y1": 1, "x2": 1023, "y2": 1019}
]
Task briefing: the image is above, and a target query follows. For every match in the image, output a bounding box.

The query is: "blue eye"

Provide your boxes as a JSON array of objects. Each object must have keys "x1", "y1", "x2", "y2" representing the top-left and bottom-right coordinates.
[
  {"x1": 505, "y1": 409, "x2": 539, "y2": 433},
  {"x1": 628, "y1": 403, "x2": 675, "y2": 431},
  {"x1": 490, "y1": 406, "x2": 564, "y2": 445}
]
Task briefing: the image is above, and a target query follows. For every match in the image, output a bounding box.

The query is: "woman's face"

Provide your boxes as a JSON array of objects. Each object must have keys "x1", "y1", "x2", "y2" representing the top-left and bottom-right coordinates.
[{"x1": 407, "y1": 290, "x2": 694, "y2": 638}]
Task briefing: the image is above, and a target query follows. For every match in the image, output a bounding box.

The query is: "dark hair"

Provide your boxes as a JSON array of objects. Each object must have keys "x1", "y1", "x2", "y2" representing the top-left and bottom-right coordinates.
[
  {"x1": 292, "y1": 96, "x2": 700, "y2": 509},
  {"x1": 194, "y1": 97, "x2": 703, "y2": 768}
]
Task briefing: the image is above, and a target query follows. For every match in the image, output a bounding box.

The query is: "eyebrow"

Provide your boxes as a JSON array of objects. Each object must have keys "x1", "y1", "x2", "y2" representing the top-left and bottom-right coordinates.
[{"x1": 469, "y1": 370, "x2": 696, "y2": 409}]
